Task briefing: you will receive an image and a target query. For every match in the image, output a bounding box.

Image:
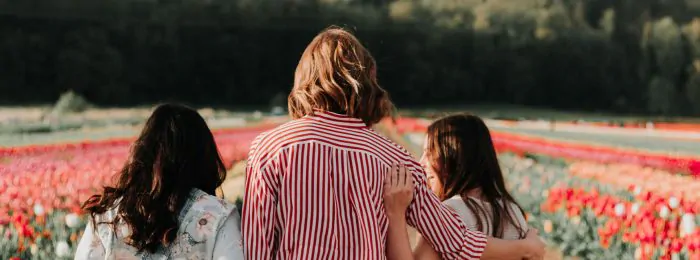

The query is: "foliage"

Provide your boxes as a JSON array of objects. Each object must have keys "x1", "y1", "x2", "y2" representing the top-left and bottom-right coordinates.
[
  {"x1": 647, "y1": 76, "x2": 681, "y2": 115},
  {"x1": 0, "y1": 0, "x2": 699, "y2": 115},
  {"x1": 48, "y1": 91, "x2": 93, "y2": 118},
  {"x1": 649, "y1": 18, "x2": 685, "y2": 80}
]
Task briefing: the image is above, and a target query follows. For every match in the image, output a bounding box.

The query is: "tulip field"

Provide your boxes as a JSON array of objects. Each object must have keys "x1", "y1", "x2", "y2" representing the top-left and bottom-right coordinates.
[
  {"x1": 394, "y1": 118, "x2": 700, "y2": 260},
  {"x1": 2, "y1": 113, "x2": 700, "y2": 259},
  {"x1": 0, "y1": 124, "x2": 274, "y2": 259}
]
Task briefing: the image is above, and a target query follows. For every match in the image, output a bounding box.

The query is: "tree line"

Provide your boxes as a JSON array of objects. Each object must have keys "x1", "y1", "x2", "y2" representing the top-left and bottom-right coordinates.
[{"x1": 2, "y1": 0, "x2": 700, "y2": 116}]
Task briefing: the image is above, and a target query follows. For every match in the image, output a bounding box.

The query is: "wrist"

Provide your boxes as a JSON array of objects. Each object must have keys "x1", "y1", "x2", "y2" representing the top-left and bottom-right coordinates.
[
  {"x1": 386, "y1": 211, "x2": 407, "y2": 223},
  {"x1": 517, "y1": 240, "x2": 533, "y2": 257}
]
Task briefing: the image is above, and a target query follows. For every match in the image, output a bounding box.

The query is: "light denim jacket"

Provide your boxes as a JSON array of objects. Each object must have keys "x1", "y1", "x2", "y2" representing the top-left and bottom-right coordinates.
[{"x1": 74, "y1": 189, "x2": 243, "y2": 260}]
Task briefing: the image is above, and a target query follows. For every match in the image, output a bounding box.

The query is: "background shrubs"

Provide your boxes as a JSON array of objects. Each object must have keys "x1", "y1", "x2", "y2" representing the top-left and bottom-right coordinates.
[{"x1": 3, "y1": 0, "x2": 700, "y2": 116}]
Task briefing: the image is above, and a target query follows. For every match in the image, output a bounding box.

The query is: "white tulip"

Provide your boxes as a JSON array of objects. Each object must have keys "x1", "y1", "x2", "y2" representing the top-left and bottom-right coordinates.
[
  {"x1": 614, "y1": 203, "x2": 626, "y2": 217},
  {"x1": 659, "y1": 205, "x2": 670, "y2": 219},
  {"x1": 55, "y1": 241, "x2": 71, "y2": 257},
  {"x1": 65, "y1": 213, "x2": 81, "y2": 228},
  {"x1": 631, "y1": 203, "x2": 640, "y2": 214},
  {"x1": 33, "y1": 204, "x2": 45, "y2": 216},
  {"x1": 668, "y1": 197, "x2": 680, "y2": 209},
  {"x1": 633, "y1": 186, "x2": 642, "y2": 196},
  {"x1": 681, "y1": 213, "x2": 696, "y2": 237},
  {"x1": 31, "y1": 244, "x2": 38, "y2": 256}
]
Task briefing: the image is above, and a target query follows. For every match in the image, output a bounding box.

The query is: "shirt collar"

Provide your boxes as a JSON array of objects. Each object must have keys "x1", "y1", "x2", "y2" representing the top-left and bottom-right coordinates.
[{"x1": 307, "y1": 110, "x2": 367, "y2": 128}]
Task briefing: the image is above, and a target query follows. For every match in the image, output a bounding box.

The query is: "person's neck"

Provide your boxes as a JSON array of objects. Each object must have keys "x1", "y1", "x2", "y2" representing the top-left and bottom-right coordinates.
[{"x1": 466, "y1": 188, "x2": 483, "y2": 198}]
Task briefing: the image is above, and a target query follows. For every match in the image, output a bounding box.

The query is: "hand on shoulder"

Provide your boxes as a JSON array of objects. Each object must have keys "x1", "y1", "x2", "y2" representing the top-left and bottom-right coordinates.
[{"x1": 383, "y1": 163, "x2": 414, "y2": 220}]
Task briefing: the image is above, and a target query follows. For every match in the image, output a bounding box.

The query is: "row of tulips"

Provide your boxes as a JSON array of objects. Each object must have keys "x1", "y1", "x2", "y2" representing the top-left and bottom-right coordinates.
[
  {"x1": 0, "y1": 124, "x2": 276, "y2": 158},
  {"x1": 543, "y1": 159, "x2": 700, "y2": 259},
  {"x1": 497, "y1": 154, "x2": 638, "y2": 259},
  {"x1": 500, "y1": 154, "x2": 700, "y2": 259},
  {"x1": 392, "y1": 117, "x2": 700, "y2": 176},
  {"x1": 395, "y1": 120, "x2": 700, "y2": 259},
  {"x1": 0, "y1": 125, "x2": 275, "y2": 259},
  {"x1": 567, "y1": 162, "x2": 700, "y2": 212}
]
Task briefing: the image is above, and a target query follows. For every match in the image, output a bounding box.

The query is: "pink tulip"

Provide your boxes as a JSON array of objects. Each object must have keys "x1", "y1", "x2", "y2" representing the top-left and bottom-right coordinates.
[{"x1": 1, "y1": 124, "x2": 275, "y2": 249}]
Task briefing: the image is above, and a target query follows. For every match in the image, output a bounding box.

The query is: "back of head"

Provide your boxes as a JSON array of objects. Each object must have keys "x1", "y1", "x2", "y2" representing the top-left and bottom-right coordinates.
[
  {"x1": 288, "y1": 26, "x2": 394, "y2": 126},
  {"x1": 426, "y1": 114, "x2": 525, "y2": 238},
  {"x1": 426, "y1": 114, "x2": 501, "y2": 198},
  {"x1": 82, "y1": 103, "x2": 226, "y2": 253}
]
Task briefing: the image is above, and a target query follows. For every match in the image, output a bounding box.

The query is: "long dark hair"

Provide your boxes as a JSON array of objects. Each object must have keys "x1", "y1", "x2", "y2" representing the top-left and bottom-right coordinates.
[
  {"x1": 82, "y1": 103, "x2": 226, "y2": 253},
  {"x1": 425, "y1": 114, "x2": 526, "y2": 238}
]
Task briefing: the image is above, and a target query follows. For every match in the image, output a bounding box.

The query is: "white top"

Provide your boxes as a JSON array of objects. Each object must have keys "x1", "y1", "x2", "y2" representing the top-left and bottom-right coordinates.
[
  {"x1": 444, "y1": 195, "x2": 528, "y2": 240},
  {"x1": 74, "y1": 189, "x2": 244, "y2": 260}
]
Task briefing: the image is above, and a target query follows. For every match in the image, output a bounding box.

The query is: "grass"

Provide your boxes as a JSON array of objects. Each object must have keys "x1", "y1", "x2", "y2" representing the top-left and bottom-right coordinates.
[
  {"x1": 400, "y1": 103, "x2": 700, "y2": 123},
  {"x1": 0, "y1": 105, "x2": 266, "y2": 147},
  {"x1": 495, "y1": 127, "x2": 700, "y2": 155}
]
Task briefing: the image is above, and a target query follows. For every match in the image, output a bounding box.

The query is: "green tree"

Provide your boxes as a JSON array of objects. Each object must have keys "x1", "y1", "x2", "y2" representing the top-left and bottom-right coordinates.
[{"x1": 648, "y1": 75, "x2": 679, "y2": 115}]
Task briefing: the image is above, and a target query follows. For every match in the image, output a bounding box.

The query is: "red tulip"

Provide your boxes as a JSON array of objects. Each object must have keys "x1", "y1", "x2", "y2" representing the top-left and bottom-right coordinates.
[
  {"x1": 18, "y1": 223, "x2": 33, "y2": 238},
  {"x1": 0, "y1": 124, "x2": 276, "y2": 252}
]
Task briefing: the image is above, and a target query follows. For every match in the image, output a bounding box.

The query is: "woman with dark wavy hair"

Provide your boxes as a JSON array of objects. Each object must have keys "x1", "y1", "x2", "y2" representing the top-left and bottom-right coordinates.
[
  {"x1": 74, "y1": 103, "x2": 243, "y2": 259},
  {"x1": 384, "y1": 114, "x2": 531, "y2": 260}
]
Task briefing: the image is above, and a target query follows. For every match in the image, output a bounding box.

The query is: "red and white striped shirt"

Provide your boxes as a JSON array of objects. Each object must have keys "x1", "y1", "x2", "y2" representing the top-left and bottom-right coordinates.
[{"x1": 241, "y1": 111, "x2": 487, "y2": 260}]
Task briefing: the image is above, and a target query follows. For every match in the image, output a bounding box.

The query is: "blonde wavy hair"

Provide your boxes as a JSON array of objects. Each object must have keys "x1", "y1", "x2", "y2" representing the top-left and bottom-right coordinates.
[{"x1": 288, "y1": 26, "x2": 394, "y2": 126}]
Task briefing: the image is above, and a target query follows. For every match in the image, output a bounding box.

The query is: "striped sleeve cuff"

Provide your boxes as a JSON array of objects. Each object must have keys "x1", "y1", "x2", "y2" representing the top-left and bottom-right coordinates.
[{"x1": 459, "y1": 230, "x2": 488, "y2": 260}]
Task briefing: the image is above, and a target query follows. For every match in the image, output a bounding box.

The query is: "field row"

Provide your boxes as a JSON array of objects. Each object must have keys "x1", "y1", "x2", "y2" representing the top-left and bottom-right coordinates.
[
  {"x1": 3, "y1": 117, "x2": 700, "y2": 259},
  {"x1": 394, "y1": 118, "x2": 700, "y2": 176},
  {"x1": 500, "y1": 155, "x2": 700, "y2": 259},
  {"x1": 0, "y1": 125, "x2": 271, "y2": 259},
  {"x1": 395, "y1": 118, "x2": 700, "y2": 260}
]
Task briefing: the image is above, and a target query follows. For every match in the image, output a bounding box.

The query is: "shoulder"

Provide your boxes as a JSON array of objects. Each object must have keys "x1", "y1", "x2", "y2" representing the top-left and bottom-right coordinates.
[
  {"x1": 442, "y1": 196, "x2": 473, "y2": 218},
  {"x1": 442, "y1": 196, "x2": 480, "y2": 227},
  {"x1": 186, "y1": 189, "x2": 236, "y2": 216},
  {"x1": 253, "y1": 118, "x2": 317, "y2": 145},
  {"x1": 360, "y1": 127, "x2": 421, "y2": 168},
  {"x1": 181, "y1": 189, "x2": 237, "y2": 233},
  {"x1": 248, "y1": 118, "x2": 318, "y2": 163},
  {"x1": 506, "y1": 202, "x2": 527, "y2": 224},
  {"x1": 442, "y1": 196, "x2": 466, "y2": 210}
]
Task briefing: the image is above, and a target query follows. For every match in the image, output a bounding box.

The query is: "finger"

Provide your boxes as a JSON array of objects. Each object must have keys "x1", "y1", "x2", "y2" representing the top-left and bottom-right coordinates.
[
  {"x1": 401, "y1": 164, "x2": 408, "y2": 186},
  {"x1": 384, "y1": 166, "x2": 391, "y2": 188},
  {"x1": 389, "y1": 163, "x2": 397, "y2": 187},
  {"x1": 393, "y1": 163, "x2": 401, "y2": 187},
  {"x1": 406, "y1": 165, "x2": 414, "y2": 189}
]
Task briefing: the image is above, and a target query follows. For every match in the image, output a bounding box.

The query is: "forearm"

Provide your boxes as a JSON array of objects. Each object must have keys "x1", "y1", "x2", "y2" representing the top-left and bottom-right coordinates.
[
  {"x1": 386, "y1": 214, "x2": 415, "y2": 260},
  {"x1": 481, "y1": 237, "x2": 530, "y2": 260},
  {"x1": 407, "y1": 168, "x2": 487, "y2": 259}
]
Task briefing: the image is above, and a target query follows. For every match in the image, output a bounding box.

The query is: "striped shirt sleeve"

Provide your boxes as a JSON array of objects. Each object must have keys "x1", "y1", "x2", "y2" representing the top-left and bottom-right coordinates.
[
  {"x1": 241, "y1": 137, "x2": 281, "y2": 260},
  {"x1": 405, "y1": 164, "x2": 488, "y2": 260}
]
